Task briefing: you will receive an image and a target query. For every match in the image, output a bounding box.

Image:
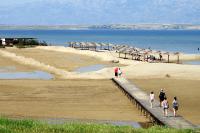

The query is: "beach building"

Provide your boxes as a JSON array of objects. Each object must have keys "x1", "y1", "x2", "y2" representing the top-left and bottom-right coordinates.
[{"x1": 0, "y1": 38, "x2": 36, "y2": 47}]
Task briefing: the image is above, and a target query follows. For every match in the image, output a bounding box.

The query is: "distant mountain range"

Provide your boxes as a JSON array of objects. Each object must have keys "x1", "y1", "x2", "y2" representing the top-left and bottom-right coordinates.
[{"x1": 0, "y1": 24, "x2": 200, "y2": 30}]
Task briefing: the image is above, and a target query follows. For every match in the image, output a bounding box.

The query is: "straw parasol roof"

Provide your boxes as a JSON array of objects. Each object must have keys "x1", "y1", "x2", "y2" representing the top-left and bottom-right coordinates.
[{"x1": 174, "y1": 52, "x2": 181, "y2": 64}]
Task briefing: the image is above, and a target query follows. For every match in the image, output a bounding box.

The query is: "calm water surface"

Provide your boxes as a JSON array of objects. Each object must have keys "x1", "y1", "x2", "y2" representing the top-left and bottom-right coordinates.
[
  {"x1": 0, "y1": 70, "x2": 53, "y2": 80},
  {"x1": 1, "y1": 30, "x2": 200, "y2": 54}
]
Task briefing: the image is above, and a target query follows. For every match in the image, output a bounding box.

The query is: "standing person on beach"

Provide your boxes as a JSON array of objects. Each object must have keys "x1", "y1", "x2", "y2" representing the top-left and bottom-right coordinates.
[
  {"x1": 159, "y1": 53, "x2": 163, "y2": 61},
  {"x1": 118, "y1": 68, "x2": 122, "y2": 77},
  {"x1": 150, "y1": 91, "x2": 154, "y2": 108},
  {"x1": 162, "y1": 97, "x2": 169, "y2": 117},
  {"x1": 114, "y1": 67, "x2": 118, "y2": 77},
  {"x1": 172, "y1": 97, "x2": 179, "y2": 117},
  {"x1": 159, "y1": 89, "x2": 166, "y2": 107}
]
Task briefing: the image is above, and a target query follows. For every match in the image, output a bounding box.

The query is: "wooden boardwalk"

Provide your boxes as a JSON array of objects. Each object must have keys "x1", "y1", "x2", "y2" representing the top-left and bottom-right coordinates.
[{"x1": 112, "y1": 77, "x2": 196, "y2": 129}]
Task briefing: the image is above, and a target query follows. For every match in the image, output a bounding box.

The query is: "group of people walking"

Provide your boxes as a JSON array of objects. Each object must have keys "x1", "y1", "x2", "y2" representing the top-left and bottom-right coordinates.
[{"x1": 149, "y1": 89, "x2": 179, "y2": 117}]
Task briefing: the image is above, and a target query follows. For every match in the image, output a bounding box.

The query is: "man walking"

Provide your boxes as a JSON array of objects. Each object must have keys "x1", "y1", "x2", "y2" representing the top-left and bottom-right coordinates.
[{"x1": 159, "y1": 89, "x2": 166, "y2": 107}]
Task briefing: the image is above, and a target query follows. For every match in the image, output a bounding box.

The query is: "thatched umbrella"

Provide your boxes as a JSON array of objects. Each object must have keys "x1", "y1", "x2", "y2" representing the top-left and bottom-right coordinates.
[
  {"x1": 90, "y1": 42, "x2": 98, "y2": 51},
  {"x1": 123, "y1": 48, "x2": 132, "y2": 59},
  {"x1": 174, "y1": 52, "x2": 180, "y2": 64},
  {"x1": 67, "y1": 42, "x2": 73, "y2": 47},
  {"x1": 106, "y1": 43, "x2": 114, "y2": 50},
  {"x1": 139, "y1": 50, "x2": 150, "y2": 61},
  {"x1": 118, "y1": 46, "x2": 129, "y2": 58},
  {"x1": 80, "y1": 42, "x2": 86, "y2": 49},
  {"x1": 99, "y1": 43, "x2": 105, "y2": 50},
  {"x1": 163, "y1": 52, "x2": 170, "y2": 63}
]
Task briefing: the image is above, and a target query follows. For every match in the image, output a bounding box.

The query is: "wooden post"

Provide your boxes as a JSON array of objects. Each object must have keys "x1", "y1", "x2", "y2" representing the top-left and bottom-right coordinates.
[
  {"x1": 177, "y1": 55, "x2": 180, "y2": 64},
  {"x1": 168, "y1": 54, "x2": 169, "y2": 63}
]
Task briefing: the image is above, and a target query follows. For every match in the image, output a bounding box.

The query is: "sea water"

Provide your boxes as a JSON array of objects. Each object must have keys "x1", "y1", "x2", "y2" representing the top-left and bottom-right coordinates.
[
  {"x1": 0, "y1": 70, "x2": 53, "y2": 80},
  {"x1": 0, "y1": 29, "x2": 200, "y2": 54}
]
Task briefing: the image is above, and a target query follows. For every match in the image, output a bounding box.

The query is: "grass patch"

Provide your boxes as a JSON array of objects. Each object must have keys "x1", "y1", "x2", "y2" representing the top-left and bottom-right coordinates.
[{"x1": 0, "y1": 117, "x2": 198, "y2": 133}]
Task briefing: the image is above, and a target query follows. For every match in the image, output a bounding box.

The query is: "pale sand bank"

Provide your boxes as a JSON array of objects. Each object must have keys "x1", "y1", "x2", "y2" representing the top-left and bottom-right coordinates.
[
  {"x1": 130, "y1": 78, "x2": 200, "y2": 125},
  {"x1": 1, "y1": 46, "x2": 200, "y2": 80},
  {"x1": 0, "y1": 79, "x2": 148, "y2": 123},
  {"x1": 0, "y1": 54, "x2": 36, "y2": 72}
]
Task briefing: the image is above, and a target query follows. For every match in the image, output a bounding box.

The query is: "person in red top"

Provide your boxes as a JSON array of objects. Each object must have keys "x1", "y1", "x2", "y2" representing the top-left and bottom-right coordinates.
[{"x1": 114, "y1": 67, "x2": 118, "y2": 77}]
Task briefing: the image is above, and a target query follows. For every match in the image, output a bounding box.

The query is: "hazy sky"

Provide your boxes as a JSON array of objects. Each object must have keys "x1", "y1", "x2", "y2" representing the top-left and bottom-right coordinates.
[{"x1": 0, "y1": 0, "x2": 200, "y2": 25}]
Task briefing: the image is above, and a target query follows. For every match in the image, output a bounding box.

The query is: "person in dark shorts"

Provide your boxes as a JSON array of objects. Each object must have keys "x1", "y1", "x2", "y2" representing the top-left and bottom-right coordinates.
[
  {"x1": 159, "y1": 89, "x2": 166, "y2": 107},
  {"x1": 114, "y1": 67, "x2": 118, "y2": 77},
  {"x1": 172, "y1": 97, "x2": 179, "y2": 117}
]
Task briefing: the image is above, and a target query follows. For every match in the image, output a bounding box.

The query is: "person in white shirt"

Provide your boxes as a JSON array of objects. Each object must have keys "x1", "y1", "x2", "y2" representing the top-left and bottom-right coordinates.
[
  {"x1": 150, "y1": 91, "x2": 154, "y2": 108},
  {"x1": 118, "y1": 68, "x2": 122, "y2": 77}
]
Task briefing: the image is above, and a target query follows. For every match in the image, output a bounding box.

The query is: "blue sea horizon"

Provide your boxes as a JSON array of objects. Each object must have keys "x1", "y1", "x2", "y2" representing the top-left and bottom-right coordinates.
[{"x1": 0, "y1": 29, "x2": 200, "y2": 54}]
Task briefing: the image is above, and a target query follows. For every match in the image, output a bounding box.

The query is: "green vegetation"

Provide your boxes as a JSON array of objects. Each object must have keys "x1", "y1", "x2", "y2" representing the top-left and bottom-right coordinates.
[
  {"x1": 0, "y1": 117, "x2": 197, "y2": 133},
  {"x1": 15, "y1": 40, "x2": 47, "y2": 48}
]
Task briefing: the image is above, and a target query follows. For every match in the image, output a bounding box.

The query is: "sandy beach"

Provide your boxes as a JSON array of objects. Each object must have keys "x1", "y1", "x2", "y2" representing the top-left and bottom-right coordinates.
[
  {"x1": 1, "y1": 46, "x2": 200, "y2": 80},
  {"x1": 0, "y1": 79, "x2": 148, "y2": 124},
  {"x1": 0, "y1": 46, "x2": 200, "y2": 126}
]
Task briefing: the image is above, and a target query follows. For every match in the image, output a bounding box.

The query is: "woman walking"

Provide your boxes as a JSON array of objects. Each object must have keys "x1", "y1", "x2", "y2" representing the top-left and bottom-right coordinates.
[
  {"x1": 172, "y1": 97, "x2": 179, "y2": 117},
  {"x1": 114, "y1": 67, "x2": 118, "y2": 77},
  {"x1": 150, "y1": 91, "x2": 154, "y2": 108},
  {"x1": 162, "y1": 97, "x2": 169, "y2": 117}
]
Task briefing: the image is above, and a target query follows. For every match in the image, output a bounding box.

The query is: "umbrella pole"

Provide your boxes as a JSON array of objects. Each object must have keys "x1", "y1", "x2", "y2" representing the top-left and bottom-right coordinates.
[
  {"x1": 168, "y1": 54, "x2": 169, "y2": 63},
  {"x1": 177, "y1": 55, "x2": 180, "y2": 64}
]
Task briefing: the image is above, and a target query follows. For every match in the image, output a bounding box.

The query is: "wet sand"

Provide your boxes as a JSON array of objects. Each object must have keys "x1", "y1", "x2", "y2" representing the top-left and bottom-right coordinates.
[
  {"x1": 130, "y1": 78, "x2": 200, "y2": 125},
  {"x1": 0, "y1": 79, "x2": 148, "y2": 124}
]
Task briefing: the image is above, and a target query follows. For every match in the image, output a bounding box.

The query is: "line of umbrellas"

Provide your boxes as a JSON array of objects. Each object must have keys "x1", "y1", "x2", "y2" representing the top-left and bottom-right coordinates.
[
  {"x1": 113, "y1": 45, "x2": 181, "y2": 63},
  {"x1": 68, "y1": 42, "x2": 181, "y2": 63},
  {"x1": 67, "y1": 42, "x2": 114, "y2": 50}
]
